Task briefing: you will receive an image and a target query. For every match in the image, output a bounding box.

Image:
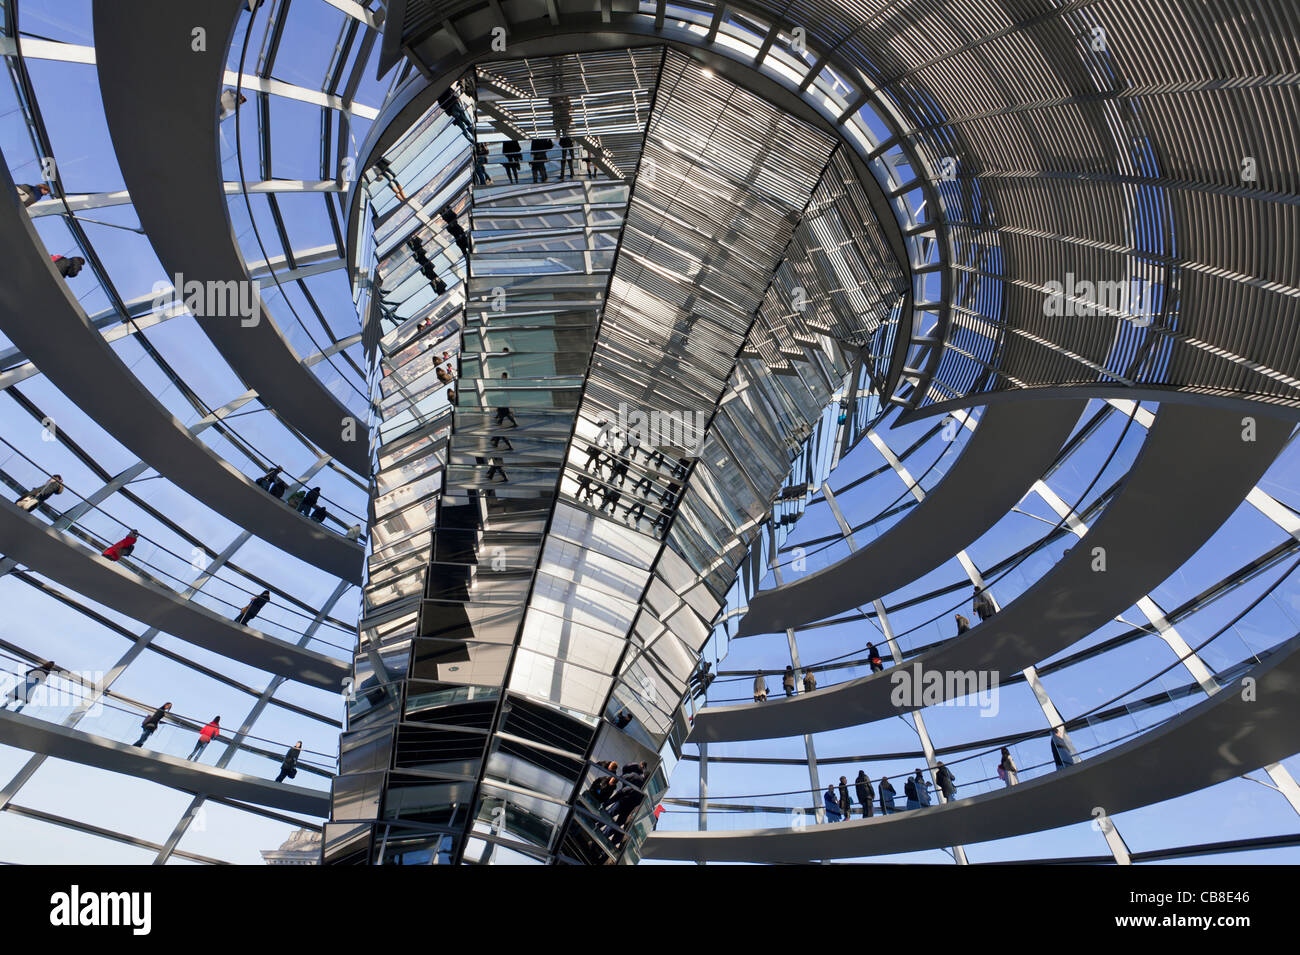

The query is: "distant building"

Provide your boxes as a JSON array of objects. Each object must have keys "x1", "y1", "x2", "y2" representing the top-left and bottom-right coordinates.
[{"x1": 260, "y1": 828, "x2": 321, "y2": 865}]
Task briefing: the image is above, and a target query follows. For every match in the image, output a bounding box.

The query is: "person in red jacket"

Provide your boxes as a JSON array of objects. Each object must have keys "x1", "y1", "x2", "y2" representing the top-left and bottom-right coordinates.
[
  {"x1": 186, "y1": 716, "x2": 220, "y2": 761},
  {"x1": 101, "y1": 529, "x2": 138, "y2": 562}
]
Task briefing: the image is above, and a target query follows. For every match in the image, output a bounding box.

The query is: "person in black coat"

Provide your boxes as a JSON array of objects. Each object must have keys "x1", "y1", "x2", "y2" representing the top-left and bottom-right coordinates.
[
  {"x1": 276, "y1": 741, "x2": 303, "y2": 782},
  {"x1": 236, "y1": 589, "x2": 270, "y2": 625},
  {"x1": 501, "y1": 139, "x2": 521, "y2": 184},
  {"x1": 972, "y1": 585, "x2": 996, "y2": 621},
  {"x1": 134, "y1": 701, "x2": 172, "y2": 747},
  {"x1": 558, "y1": 134, "x2": 576, "y2": 179},
  {"x1": 855, "y1": 770, "x2": 874, "y2": 818},
  {"x1": 255, "y1": 465, "x2": 282, "y2": 492},
  {"x1": 297, "y1": 486, "x2": 321, "y2": 515},
  {"x1": 935, "y1": 760, "x2": 957, "y2": 801},
  {"x1": 837, "y1": 776, "x2": 852, "y2": 821},
  {"x1": 52, "y1": 255, "x2": 85, "y2": 278},
  {"x1": 529, "y1": 137, "x2": 553, "y2": 182}
]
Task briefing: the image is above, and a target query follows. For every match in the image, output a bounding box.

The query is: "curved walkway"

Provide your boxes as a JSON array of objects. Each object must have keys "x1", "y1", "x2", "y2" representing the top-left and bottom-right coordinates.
[
  {"x1": 0, "y1": 160, "x2": 364, "y2": 584},
  {"x1": 0, "y1": 499, "x2": 350, "y2": 692},
  {"x1": 0, "y1": 709, "x2": 328, "y2": 816},
  {"x1": 738, "y1": 399, "x2": 1087, "y2": 637},
  {"x1": 645, "y1": 631, "x2": 1300, "y2": 862},
  {"x1": 691, "y1": 404, "x2": 1291, "y2": 742},
  {"x1": 92, "y1": 0, "x2": 368, "y2": 476}
]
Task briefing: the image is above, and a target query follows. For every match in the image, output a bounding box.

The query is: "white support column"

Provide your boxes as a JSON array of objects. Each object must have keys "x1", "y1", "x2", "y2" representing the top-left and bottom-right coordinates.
[
  {"x1": 770, "y1": 545, "x2": 823, "y2": 827},
  {"x1": 697, "y1": 742, "x2": 708, "y2": 866}
]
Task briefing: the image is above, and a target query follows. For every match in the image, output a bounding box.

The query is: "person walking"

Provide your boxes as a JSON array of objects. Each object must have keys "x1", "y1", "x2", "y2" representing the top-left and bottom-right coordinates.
[
  {"x1": 101, "y1": 529, "x2": 139, "y2": 561},
  {"x1": 955, "y1": 613, "x2": 970, "y2": 634},
  {"x1": 823, "y1": 784, "x2": 843, "y2": 823},
  {"x1": 494, "y1": 373, "x2": 518, "y2": 427},
  {"x1": 133, "y1": 701, "x2": 172, "y2": 747},
  {"x1": 935, "y1": 761, "x2": 957, "y2": 801},
  {"x1": 17, "y1": 474, "x2": 63, "y2": 512},
  {"x1": 855, "y1": 770, "x2": 874, "y2": 818},
  {"x1": 879, "y1": 776, "x2": 896, "y2": 814},
  {"x1": 972, "y1": 585, "x2": 996, "y2": 621},
  {"x1": 2, "y1": 660, "x2": 55, "y2": 713},
  {"x1": 867, "y1": 641, "x2": 884, "y2": 673},
  {"x1": 275, "y1": 741, "x2": 302, "y2": 782},
  {"x1": 753, "y1": 671, "x2": 768, "y2": 703},
  {"x1": 187, "y1": 716, "x2": 220, "y2": 761},
  {"x1": 802, "y1": 668, "x2": 817, "y2": 693},
  {"x1": 473, "y1": 143, "x2": 492, "y2": 185},
  {"x1": 838, "y1": 775, "x2": 852, "y2": 821},
  {"x1": 998, "y1": 746, "x2": 1019, "y2": 787},
  {"x1": 236, "y1": 590, "x2": 271, "y2": 626},
  {"x1": 782, "y1": 665, "x2": 795, "y2": 697},
  {"x1": 1050, "y1": 726, "x2": 1079, "y2": 769}
]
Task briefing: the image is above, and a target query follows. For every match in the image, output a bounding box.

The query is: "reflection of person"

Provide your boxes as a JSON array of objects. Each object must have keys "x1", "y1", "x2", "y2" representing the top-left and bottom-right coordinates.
[
  {"x1": 2, "y1": 661, "x2": 55, "y2": 713},
  {"x1": 219, "y1": 87, "x2": 246, "y2": 119},
  {"x1": 501, "y1": 140, "x2": 521, "y2": 184},
  {"x1": 1050, "y1": 726, "x2": 1079, "y2": 769}
]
